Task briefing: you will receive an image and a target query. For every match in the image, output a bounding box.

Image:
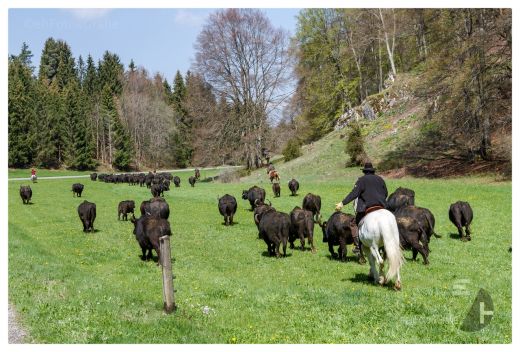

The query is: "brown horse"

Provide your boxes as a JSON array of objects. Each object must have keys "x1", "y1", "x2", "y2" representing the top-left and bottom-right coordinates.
[{"x1": 269, "y1": 170, "x2": 280, "y2": 183}]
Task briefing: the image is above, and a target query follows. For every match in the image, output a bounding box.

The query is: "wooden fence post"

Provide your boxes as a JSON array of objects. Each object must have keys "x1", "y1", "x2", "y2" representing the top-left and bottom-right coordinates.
[{"x1": 160, "y1": 235, "x2": 176, "y2": 313}]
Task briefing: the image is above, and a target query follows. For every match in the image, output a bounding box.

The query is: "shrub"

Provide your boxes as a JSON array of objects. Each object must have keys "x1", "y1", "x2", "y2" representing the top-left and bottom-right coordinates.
[
  {"x1": 282, "y1": 138, "x2": 302, "y2": 162},
  {"x1": 345, "y1": 122, "x2": 367, "y2": 167}
]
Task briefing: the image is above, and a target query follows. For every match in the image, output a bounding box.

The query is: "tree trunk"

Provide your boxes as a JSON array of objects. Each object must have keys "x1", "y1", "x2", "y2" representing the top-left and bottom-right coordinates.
[{"x1": 379, "y1": 8, "x2": 397, "y2": 76}]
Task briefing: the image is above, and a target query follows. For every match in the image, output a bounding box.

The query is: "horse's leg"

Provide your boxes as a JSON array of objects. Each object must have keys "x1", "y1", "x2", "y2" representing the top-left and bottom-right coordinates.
[
  {"x1": 365, "y1": 246, "x2": 378, "y2": 283},
  {"x1": 370, "y1": 246, "x2": 385, "y2": 285}
]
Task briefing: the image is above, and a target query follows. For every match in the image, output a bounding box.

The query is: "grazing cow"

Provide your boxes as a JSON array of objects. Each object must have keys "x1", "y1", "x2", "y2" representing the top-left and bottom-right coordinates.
[
  {"x1": 396, "y1": 216, "x2": 430, "y2": 264},
  {"x1": 269, "y1": 170, "x2": 280, "y2": 183},
  {"x1": 77, "y1": 200, "x2": 96, "y2": 232},
  {"x1": 289, "y1": 207, "x2": 316, "y2": 253},
  {"x1": 19, "y1": 185, "x2": 32, "y2": 204},
  {"x1": 449, "y1": 201, "x2": 474, "y2": 241},
  {"x1": 320, "y1": 211, "x2": 365, "y2": 263},
  {"x1": 151, "y1": 183, "x2": 163, "y2": 198},
  {"x1": 118, "y1": 200, "x2": 135, "y2": 221},
  {"x1": 90, "y1": 173, "x2": 97, "y2": 181},
  {"x1": 242, "y1": 186, "x2": 266, "y2": 210},
  {"x1": 288, "y1": 178, "x2": 299, "y2": 196},
  {"x1": 131, "y1": 215, "x2": 171, "y2": 264},
  {"x1": 72, "y1": 183, "x2": 84, "y2": 197},
  {"x1": 195, "y1": 168, "x2": 201, "y2": 180},
  {"x1": 217, "y1": 194, "x2": 238, "y2": 226},
  {"x1": 302, "y1": 193, "x2": 322, "y2": 224},
  {"x1": 173, "y1": 176, "x2": 181, "y2": 187},
  {"x1": 255, "y1": 206, "x2": 290, "y2": 258},
  {"x1": 395, "y1": 205, "x2": 440, "y2": 243},
  {"x1": 387, "y1": 187, "x2": 415, "y2": 212},
  {"x1": 140, "y1": 197, "x2": 170, "y2": 220},
  {"x1": 272, "y1": 182, "x2": 281, "y2": 197},
  {"x1": 188, "y1": 176, "x2": 196, "y2": 187}
]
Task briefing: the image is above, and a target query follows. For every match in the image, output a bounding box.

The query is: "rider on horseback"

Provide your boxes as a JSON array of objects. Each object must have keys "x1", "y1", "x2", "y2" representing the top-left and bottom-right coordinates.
[
  {"x1": 335, "y1": 162, "x2": 388, "y2": 254},
  {"x1": 30, "y1": 168, "x2": 37, "y2": 183}
]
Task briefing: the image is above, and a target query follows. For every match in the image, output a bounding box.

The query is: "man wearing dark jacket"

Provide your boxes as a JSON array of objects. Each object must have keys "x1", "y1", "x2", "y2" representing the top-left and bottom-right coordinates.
[{"x1": 335, "y1": 162, "x2": 388, "y2": 255}]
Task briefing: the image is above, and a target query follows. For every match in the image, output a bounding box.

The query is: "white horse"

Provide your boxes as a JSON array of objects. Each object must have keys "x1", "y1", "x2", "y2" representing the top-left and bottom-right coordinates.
[{"x1": 358, "y1": 207, "x2": 404, "y2": 290}]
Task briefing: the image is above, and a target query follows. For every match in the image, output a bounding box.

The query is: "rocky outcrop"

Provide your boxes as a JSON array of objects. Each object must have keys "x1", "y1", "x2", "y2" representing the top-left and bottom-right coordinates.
[{"x1": 335, "y1": 75, "x2": 412, "y2": 130}]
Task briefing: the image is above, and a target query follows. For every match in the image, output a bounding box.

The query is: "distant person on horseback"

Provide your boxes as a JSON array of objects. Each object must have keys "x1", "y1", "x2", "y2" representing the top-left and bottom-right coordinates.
[
  {"x1": 335, "y1": 162, "x2": 388, "y2": 254},
  {"x1": 30, "y1": 168, "x2": 37, "y2": 183}
]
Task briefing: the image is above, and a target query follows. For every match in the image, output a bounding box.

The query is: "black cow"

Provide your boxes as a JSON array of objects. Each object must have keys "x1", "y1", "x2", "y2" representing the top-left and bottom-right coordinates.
[
  {"x1": 195, "y1": 168, "x2": 201, "y2": 180},
  {"x1": 302, "y1": 193, "x2": 322, "y2": 224},
  {"x1": 188, "y1": 176, "x2": 196, "y2": 187},
  {"x1": 218, "y1": 194, "x2": 238, "y2": 226},
  {"x1": 140, "y1": 197, "x2": 170, "y2": 220},
  {"x1": 288, "y1": 178, "x2": 299, "y2": 196},
  {"x1": 253, "y1": 202, "x2": 275, "y2": 238},
  {"x1": 145, "y1": 172, "x2": 154, "y2": 188},
  {"x1": 242, "y1": 186, "x2": 266, "y2": 210},
  {"x1": 90, "y1": 173, "x2": 97, "y2": 181},
  {"x1": 289, "y1": 207, "x2": 316, "y2": 253},
  {"x1": 151, "y1": 183, "x2": 163, "y2": 198},
  {"x1": 173, "y1": 176, "x2": 181, "y2": 187},
  {"x1": 77, "y1": 200, "x2": 96, "y2": 232},
  {"x1": 387, "y1": 187, "x2": 415, "y2": 212},
  {"x1": 396, "y1": 216, "x2": 429, "y2": 264},
  {"x1": 162, "y1": 179, "x2": 170, "y2": 192},
  {"x1": 272, "y1": 182, "x2": 281, "y2": 197},
  {"x1": 131, "y1": 215, "x2": 171, "y2": 264},
  {"x1": 19, "y1": 185, "x2": 32, "y2": 204},
  {"x1": 138, "y1": 174, "x2": 146, "y2": 187},
  {"x1": 395, "y1": 205, "x2": 440, "y2": 243},
  {"x1": 320, "y1": 211, "x2": 365, "y2": 263},
  {"x1": 118, "y1": 200, "x2": 135, "y2": 221},
  {"x1": 255, "y1": 206, "x2": 290, "y2": 258},
  {"x1": 72, "y1": 183, "x2": 84, "y2": 197},
  {"x1": 449, "y1": 201, "x2": 474, "y2": 241}
]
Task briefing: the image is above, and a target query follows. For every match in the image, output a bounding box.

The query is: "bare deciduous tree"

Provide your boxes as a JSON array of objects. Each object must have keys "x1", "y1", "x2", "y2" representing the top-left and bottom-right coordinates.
[{"x1": 194, "y1": 8, "x2": 291, "y2": 169}]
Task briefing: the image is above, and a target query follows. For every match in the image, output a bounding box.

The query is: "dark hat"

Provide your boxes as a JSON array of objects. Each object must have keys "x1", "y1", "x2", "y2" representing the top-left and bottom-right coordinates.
[{"x1": 361, "y1": 162, "x2": 376, "y2": 173}]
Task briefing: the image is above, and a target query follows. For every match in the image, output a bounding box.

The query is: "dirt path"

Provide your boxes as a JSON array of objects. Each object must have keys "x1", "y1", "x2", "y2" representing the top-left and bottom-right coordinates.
[{"x1": 8, "y1": 303, "x2": 28, "y2": 343}]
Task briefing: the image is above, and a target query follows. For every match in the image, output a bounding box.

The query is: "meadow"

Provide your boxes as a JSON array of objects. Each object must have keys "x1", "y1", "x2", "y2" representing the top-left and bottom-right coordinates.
[{"x1": 8, "y1": 168, "x2": 512, "y2": 343}]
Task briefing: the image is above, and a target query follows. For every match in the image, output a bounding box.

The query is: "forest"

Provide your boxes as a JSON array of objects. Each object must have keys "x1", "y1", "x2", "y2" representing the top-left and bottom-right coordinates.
[{"x1": 8, "y1": 8, "x2": 512, "y2": 175}]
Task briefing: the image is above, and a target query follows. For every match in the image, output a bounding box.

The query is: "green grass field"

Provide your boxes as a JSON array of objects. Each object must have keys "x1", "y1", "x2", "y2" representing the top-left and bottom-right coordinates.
[{"x1": 8, "y1": 164, "x2": 512, "y2": 343}]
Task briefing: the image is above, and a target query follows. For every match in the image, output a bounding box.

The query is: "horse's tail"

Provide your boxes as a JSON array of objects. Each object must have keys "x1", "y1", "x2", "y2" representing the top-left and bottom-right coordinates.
[{"x1": 382, "y1": 213, "x2": 404, "y2": 283}]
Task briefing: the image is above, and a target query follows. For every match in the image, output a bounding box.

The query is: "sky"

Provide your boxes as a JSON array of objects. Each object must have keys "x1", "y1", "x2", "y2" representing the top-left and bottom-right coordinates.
[{"x1": 8, "y1": 8, "x2": 301, "y2": 81}]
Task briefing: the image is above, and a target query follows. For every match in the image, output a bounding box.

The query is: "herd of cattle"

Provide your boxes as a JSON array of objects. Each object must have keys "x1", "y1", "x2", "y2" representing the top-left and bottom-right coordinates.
[{"x1": 18, "y1": 169, "x2": 475, "y2": 269}]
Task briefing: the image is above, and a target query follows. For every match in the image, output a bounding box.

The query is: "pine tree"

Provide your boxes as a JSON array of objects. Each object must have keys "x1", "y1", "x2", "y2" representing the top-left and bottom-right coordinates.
[
  {"x1": 128, "y1": 59, "x2": 136, "y2": 73},
  {"x1": 34, "y1": 81, "x2": 59, "y2": 168},
  {"x1": 162, "y1": 78, "x2": 173, "y2": 104},
  {"x1": 83, "y1": 55, "x2": 98, "y2": 97},
  {"x1": 38, "y1": 37, "x2": 60, "y2": 85},
  {"x1": 62, "y1": 81, "x2": 96, "y2": 170},
  {"x1": 98, "y1": 51, "x2": 124, "y2": 96},
  {"x1": 172, "y1": 70, "x2": 187, "y2": 114},
  {"x1": 8, "y1": 57, "x2": 37, "y2": 167},
  {"x1": 77, "y1": 55, "x2": 85, "y2": 86},
  {"x1": 171, "y1": 70, "x2": 192, "y2": 167}
]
